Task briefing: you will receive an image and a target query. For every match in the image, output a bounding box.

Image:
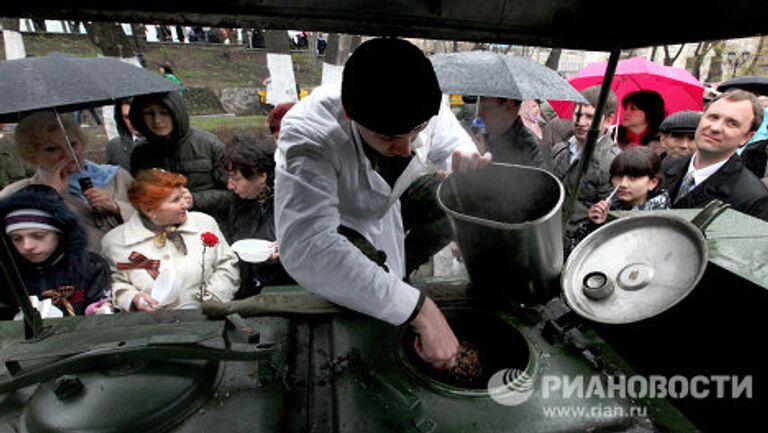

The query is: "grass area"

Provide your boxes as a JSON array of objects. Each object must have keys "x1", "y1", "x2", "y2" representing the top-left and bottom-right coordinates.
[{"x1": 190, "y1": 115, "x2": 267, "y2": 131}]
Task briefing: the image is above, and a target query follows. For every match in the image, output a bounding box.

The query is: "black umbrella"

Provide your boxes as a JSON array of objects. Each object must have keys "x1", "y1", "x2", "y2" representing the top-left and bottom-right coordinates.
[
  {"x1": 717, "y1": 76, "x2": 768, "y2": 96},
  {"x1": 0, "y1": 52, "x2": 180, "y2": 123}
]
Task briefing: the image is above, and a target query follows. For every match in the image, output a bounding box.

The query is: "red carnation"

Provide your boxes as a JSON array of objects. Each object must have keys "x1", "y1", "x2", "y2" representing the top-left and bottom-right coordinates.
[{"x1": 201, "y1": 232, "x2": 219, "y2": 248}]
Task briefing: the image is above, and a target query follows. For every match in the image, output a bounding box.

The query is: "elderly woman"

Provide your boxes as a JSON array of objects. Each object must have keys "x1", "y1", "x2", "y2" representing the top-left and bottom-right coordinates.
[
  {"x1": 0, "y1": 112, "x2": 134, "y2": 252},
  {"x1": 221, "y1": 136, "x2": 294, "y2": 298},
  {"x1": 0, "y1": 184, "x2": 111, "y2": 320},
  {"x1": 101, "y1": 169, "x2": 239, "y2": 312}
]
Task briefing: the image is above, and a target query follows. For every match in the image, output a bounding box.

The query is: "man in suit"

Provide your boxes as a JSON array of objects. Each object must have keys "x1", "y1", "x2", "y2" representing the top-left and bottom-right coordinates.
[{"x1": 664, "y1": 89, "x2": 768, "y2": 220}]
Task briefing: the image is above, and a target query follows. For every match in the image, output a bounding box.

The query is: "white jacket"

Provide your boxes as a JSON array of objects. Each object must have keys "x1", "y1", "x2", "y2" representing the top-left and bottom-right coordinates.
[
  {"x1": 275, "y1": 85, "x2": 475, "y2": 325},
  {"x1": 101, "y1": 211, "x2": 240, "y2": 311}
]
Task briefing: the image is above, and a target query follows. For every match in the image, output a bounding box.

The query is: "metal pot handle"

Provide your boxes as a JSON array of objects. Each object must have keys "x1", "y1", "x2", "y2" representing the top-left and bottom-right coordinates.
[{"x1": 690, "y1": 200, "x2": 730, "y2": 234}]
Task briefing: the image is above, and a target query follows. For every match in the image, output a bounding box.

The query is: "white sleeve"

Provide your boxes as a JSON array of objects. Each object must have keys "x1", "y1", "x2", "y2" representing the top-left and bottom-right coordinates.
[
  {"x1": 274, "y1": 129, "x2": 420, "y2": 326},
  {"x1": 426, "y1": 103, "x2": 477, "y2": 171}
]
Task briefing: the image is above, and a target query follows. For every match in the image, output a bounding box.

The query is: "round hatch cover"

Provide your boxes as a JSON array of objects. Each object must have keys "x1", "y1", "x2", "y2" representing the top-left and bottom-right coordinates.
[
  {"x1": 563, "y1": 214, "x2": 708, "y2": 324},
  {"x1": 20, "y1": 360, "x2": 221, "y2": 433}
]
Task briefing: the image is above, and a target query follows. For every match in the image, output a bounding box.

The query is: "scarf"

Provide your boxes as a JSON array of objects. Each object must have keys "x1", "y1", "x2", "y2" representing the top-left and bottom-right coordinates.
[
  {"x1": 623, "y1": 128, "x2": 649, "y2": 147},
  {"x1": 140, "y1": 214, "x2": 188, "y2": 255},
  {"x1": 67, "y1": 161, "x2": 120, "y2": 199}
]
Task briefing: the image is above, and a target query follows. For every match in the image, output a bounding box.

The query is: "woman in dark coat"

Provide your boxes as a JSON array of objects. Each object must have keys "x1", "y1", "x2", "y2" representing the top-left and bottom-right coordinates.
[
  {"x1": 220, "y1": 135, "x2": 294, "y2": 299},
  {"x1": 129, "y1": 91, "x2": 229, "y2": 220},
  {"x1": 0, "y1": 185, "x2": 111, "y2": 320}
]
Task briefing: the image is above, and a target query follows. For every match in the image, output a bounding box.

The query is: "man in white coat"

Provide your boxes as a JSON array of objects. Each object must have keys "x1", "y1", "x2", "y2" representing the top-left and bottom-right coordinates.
[{"x1": 275, "y1": 38, "x2": 490, "y2": 370}]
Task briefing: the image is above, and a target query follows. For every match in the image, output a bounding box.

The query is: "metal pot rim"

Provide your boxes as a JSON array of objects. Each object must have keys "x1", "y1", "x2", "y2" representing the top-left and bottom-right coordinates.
[{"x1": 437, "y1": 163, "x2": 565, "y2": 230}]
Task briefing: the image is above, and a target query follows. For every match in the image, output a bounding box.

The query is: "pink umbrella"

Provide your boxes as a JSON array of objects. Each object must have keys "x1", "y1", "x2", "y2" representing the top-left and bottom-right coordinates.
[{"x1": 550, "y1": 56, "x2": 704, "y2": 120}]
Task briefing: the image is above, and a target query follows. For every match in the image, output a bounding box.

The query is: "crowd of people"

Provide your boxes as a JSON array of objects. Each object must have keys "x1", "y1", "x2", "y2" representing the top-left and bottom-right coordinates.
[
  {"x1": 0, "y1": 87, "x2": 287, "y2": 320},
  {"x1": 462, "y1": 81, "x2": 768, "y2": 255},
  {"x1": 1, "y1": 37, "x2": 766, "y2": 371}
]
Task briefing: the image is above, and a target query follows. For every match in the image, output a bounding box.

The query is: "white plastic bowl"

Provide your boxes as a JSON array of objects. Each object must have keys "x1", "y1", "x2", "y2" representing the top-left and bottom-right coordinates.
[{"x1": 231, "y1": 239, "x2": 274, "y2": 263}]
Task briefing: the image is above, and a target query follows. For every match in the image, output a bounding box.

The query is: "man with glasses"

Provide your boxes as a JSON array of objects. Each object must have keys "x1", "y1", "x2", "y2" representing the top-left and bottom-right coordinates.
[{"x1": 275, "y1": 38, "x2": 489, "y2": 370}]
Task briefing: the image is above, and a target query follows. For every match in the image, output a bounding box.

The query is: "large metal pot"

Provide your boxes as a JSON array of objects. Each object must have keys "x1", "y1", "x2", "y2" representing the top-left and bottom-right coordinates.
[{"x1": 437, "y1": 163, "x2": 564, "y2": 305}]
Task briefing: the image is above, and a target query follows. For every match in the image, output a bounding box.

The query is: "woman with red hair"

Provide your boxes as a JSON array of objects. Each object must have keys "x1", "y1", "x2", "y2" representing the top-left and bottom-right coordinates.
[{"x1": 101, "y1": 169, "x2": 239, "y2": 312}]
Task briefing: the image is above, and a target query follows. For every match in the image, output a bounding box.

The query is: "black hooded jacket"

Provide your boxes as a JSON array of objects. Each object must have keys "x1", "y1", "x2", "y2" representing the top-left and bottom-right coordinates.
[
  {"x1": 0, "y1": 185, "x2": 110, "y2": 320},
  {"x1": 129, "y1": 92, "x2": 230, "y2": 218},
  {"x1": 226, "y1": 196, "x2": 294, "y2": 299}
]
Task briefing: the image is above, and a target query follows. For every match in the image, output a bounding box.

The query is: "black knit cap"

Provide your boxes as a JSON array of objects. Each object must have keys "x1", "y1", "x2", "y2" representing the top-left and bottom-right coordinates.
[
  {"x1": 342, "y1": 38, "x2": 442, "y2": 136},
  {"x1": 659, "y1": 110, "x2": 702, "y2": 134}
]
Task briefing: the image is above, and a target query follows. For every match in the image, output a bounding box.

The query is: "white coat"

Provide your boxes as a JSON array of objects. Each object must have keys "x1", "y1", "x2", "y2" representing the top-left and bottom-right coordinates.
[
  {"x1": 101, "y1": 211, "x2": 240, "y2": 311},
  {"x1": 275, "y1": 85, "x2": 475, "y2": 325}
]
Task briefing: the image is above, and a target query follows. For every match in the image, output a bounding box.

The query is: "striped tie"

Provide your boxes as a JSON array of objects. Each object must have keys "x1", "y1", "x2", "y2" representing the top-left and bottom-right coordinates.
[{"x1": 675, "y1": 172, "x2": 696, "y2": 202}]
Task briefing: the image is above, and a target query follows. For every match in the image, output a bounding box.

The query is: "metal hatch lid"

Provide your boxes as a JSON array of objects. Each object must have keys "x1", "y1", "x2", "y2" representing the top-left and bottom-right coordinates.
[
  {"x1": 21, "y1": 360, "x2": 221, "y2": 433},
  {"x1": 562, "y1": 213, "x2": 709, "y2": 325}
]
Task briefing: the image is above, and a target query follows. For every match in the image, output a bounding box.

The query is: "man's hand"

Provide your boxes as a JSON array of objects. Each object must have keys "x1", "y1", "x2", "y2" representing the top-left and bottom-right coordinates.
[
  {"x1": 588, "y1": 200, "x2": 610, "y2": 224},
  {"x1": 132, "y1": 292, "x2": 160, "y2": 312},
  {"x1": 84, "y1": 187, "x2": 120, "y2": 214},
  {"x1": 411, "y1": 297, "x2": 459, "y2": 370},
  {"x1": 451, "y1": 148, "x2": 492, "y2": 173}
]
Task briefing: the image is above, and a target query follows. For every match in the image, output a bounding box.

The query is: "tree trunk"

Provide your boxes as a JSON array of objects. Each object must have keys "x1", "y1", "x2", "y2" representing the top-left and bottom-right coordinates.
[
  {"x1": 746, "y1": 36, "x2": 766, "y2": 75},
  {"x1": 706, "y1": 44, "x2": 726, "y2": 83},
  {"x1": 662, "y1": 44, "x2": 686, "y2": 66},
  {"x1": 324, "y1": 34, "x2": 360, "y2": 65},
  {"x1": 264, "y1": 30, "x2": 291, "y2": 54},
  {"x1": 31, "y1": 19, "x2": 46, "y2": 33},
  {"x1": 130, "y1": 24, "x2": 146, "y2": 41},
  {"x1": 690, "y1": 42, "x2": 706, "y2": 80},
  {"x1": 0, "y1": 18, "x2": 20, "y2": 31},
  {"x1": 83, "y1": 22, "x2": 136, "y2": 58},
  {"x1": 545, "y1": 48, "x2": 562, "y2": 71}
]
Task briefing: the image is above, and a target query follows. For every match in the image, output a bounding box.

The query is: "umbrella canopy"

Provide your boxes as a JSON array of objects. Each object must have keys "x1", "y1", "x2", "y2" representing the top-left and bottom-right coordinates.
[
  {"x1": 717, "y1": 76, "x2": 768, "y2": 96},
  {"x1": 429, "y1": 51, "x2": 586, "y2": 103},
  {"x1": 550, "y1": 56, "x2": 704, "y2": 119},
  {"x1": 0, "y1": 53, "x2": 180, "y2": 123}
]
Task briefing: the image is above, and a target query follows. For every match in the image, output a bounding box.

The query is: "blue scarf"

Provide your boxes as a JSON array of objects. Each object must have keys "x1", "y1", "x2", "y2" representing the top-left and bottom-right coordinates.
[{"x1": 67, "y1": 161, "x2": 119, "y2": 199}]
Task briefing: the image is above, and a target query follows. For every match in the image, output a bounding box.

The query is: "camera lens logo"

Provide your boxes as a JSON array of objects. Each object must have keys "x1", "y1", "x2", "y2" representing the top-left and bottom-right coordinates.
[{"x1": 487, "y1": 368, "x2": 535, "y2": 406}]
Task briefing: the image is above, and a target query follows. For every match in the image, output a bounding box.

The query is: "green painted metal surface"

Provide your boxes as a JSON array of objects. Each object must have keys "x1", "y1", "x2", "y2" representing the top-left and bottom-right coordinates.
[
  {"x1": 613, "y1": 208, "x2": 768, "y2": 290},
  {"x1": 0, "y1": 283, "x2": 706, "y2": 432}
]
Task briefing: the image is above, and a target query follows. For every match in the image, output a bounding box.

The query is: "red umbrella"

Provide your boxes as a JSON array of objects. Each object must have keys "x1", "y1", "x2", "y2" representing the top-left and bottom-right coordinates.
[{"x1": 550, "y1": 56, "x2": 704, "y2": 120}]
